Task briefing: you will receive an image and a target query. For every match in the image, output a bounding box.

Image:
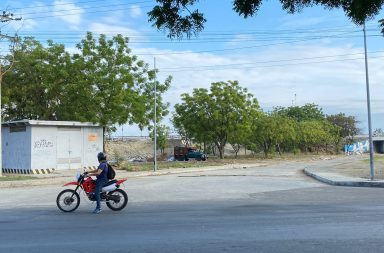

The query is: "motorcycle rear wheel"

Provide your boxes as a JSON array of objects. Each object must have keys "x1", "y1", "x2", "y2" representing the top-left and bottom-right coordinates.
[
  {"x1": 56, "y1": 189, "x2": 80, "y2": 212},
  {"x1": 106, "y1": 189, "x2": 128, "y2": 211}
]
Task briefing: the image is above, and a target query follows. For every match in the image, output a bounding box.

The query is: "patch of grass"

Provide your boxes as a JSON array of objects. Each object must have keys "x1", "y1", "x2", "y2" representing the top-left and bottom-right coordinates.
[
  {"x1": 362, "y1": 154, "x2": 384, "y2": 163},
  {"x1": 0, "y1": 175, "x2": 38, "y2": 181}
]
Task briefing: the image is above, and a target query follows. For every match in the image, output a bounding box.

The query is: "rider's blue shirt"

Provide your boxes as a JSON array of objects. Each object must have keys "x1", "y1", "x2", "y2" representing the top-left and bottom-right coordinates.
[{"x1": 96, "y1": 162, "x2": 108, "y2": 181}]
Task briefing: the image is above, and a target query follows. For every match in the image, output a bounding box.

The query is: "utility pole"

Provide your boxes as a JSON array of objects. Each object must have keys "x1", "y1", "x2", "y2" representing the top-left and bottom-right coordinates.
[
  {"x1": 0, "y1": 11, "x2": 21, "y2": 176},
  {"x1": 153, "y1": 57, "x2": 157, "y2": 172},
  {"x1": 363, "y1": 22, "x2": 375, "y2": 180}
]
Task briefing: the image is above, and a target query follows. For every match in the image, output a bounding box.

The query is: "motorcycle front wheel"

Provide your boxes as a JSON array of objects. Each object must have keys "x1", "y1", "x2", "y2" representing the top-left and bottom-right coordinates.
[
  {"x1": 56, "y1": 189, "x2": 80, "y2": 212},
  {"x1": 106, "y1": 189, "x2": 128, "y2": 211}
]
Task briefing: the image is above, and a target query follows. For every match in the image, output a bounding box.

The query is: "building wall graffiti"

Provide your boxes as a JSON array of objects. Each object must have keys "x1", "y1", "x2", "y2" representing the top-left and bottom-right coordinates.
[
  {"x1": 34, "y1": 139, "x2": 54, "y2": 149},
  {"x1": 345, "y1": 140, "x2": 369, "y2": 155}
]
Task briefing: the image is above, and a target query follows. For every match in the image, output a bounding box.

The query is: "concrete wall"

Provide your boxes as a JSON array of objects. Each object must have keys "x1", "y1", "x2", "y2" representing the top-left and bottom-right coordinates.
[
  {"x1": 82, "y1": 127, "x2": 103, "y2": 169},
  {"x1": 31, "y1": 126, "x2": 58, "y2": 170},
  {"x1": 55, "y1": 127, "x2": 83, "y2": 170},
  {"x1": 2, "y1": 126, "x2": 31, "y2": 170}
]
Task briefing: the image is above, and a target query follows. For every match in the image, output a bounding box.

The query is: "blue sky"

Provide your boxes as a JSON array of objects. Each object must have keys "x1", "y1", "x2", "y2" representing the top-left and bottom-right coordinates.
[{"x1": 1, "y1": 0, "x2": 383, "y2": 136}]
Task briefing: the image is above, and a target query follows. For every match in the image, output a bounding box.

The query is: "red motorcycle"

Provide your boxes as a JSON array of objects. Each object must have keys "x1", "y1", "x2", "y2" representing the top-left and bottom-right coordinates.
[{"x1": 56, "y1": 172, "x2": 128, "y2": 212}]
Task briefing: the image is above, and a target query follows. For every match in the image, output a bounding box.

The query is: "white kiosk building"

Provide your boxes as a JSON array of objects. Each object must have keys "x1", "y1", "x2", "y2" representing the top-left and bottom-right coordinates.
[{"x1": 2, "y1": 120, "x2": 103, "y2": 174}]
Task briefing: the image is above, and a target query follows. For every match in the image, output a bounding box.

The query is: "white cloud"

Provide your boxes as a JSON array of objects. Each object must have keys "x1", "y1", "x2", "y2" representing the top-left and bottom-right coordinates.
[
  {"x1": 53, "y1": 0, "x2": 84, "y2": 27},
  {"x1": 131, "y1": 42, "x2": 384, "y2": 131},
  {"x1": 88, "y1": 23, "x2": 145, "y2": 41},
  {"x1": 20, "y1": 19, "x2": 38, "y2": 30},
  {"x1": 129, "y1": 5, "x2": 142, "y2": 18}
]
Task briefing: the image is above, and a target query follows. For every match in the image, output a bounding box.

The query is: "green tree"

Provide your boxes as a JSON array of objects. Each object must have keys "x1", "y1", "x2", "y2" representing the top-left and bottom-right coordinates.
[
  {"x1": 274, "y1": 103, "x2": 325, "y2": 122},
  {"x1": 228, "y1": 123, "x2": 251, "y2": 158},
  {"x1": 322, "y1": 120, "x2": 342, "y2": 153},
  {"x1": 297, "y1": 120, "x2": 339, "y2": 153},
  {"x1": 71, "y1": 32, "x2": 171, "y2": 127},
  {"x1": 249, "y1": 113, "x2": 296, "y2": 157},
  {"x1": 173, "y1": 80, "x2": 260, "y2": 159},
  {"x1": 173, "y1": 87, "x2": 215, "y2": 152},
  {"x1": 148, "y1": 0, "x2": 384, "y2": 39},
  {"x1": 3, "y1": 33, "x2": 171, "y2": 132},
  {"x1": 326, "y1": 113, "x2": 359, "y2": 144},
  {"x1": 3, "y1": 38, "x2": 72, "y2": 120},
  {"x1": 150, "y1": 124, "x2": 170, "y2": 154},
  {"x1": 298, "y1": 120, "x2": 324, "y2": 153}
]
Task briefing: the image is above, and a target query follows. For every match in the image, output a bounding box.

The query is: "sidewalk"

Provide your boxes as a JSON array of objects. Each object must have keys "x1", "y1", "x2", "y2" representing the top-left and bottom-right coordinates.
[
  {"x1": 0, "y1": 162, "x2": 261, "y2": 189},
  {"x1": 303, "y1": 155, "x2": 384, "y2": 188}
]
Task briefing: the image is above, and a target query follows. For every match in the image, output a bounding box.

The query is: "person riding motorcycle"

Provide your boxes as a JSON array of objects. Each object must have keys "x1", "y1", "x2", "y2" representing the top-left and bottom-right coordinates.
[{"x1": 85, "y1": 152, "x2": 109, "y2": 214}]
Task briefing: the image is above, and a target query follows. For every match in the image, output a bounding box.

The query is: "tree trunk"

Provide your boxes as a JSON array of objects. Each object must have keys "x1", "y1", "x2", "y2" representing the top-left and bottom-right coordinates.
[
  {"x1": 277, "y1": 143, "x2": 282, "y2": 156},
  {"x1": 218, "y1": 145, "x2": 224, "y2": 159},
  {"x1": 263, "y1": 142, "x2": 269, "y2": 158},
  {"x1": 215, "y1": 142, "x2": 225, "y2": 159}
]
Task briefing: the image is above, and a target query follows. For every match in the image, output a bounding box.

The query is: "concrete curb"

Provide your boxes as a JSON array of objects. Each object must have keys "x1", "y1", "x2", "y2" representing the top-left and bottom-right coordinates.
[{"x1": 303, "y1": 168, "x2": 384, "y2": 188}]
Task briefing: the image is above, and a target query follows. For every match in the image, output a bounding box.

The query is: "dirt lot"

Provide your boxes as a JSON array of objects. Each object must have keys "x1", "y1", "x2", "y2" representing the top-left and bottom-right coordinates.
[
  {"x1": 107, "y1": 138, "x2": 384, "y2": 178},
  {"x1": 319, "y1": 154, "x2": 384, "y2": 180},
  {"x1": 105, "y1": 137, "x2": 183, "y2": 162}
]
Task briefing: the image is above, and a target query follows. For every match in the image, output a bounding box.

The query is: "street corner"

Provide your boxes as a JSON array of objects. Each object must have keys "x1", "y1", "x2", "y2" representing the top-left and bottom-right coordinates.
[{"x1": 303, "y1": 167, "x2": 384, "y2": 188}]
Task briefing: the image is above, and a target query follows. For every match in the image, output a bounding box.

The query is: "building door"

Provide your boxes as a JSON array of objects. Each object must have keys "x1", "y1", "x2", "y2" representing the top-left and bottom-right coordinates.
[{"x1": 57, "y1": 127, "x2": 82, "y2": 170}]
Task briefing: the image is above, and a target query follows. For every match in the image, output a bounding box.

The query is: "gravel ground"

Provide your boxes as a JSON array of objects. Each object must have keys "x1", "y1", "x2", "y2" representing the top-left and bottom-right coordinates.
[{"x1": 316, "y1": 154, "x2": 384, "y2": 180}]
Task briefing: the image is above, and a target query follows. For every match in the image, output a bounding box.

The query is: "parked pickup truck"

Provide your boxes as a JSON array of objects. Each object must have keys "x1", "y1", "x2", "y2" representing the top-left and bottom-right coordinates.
[{"x1": 174, "y1": 146, "x2": 207, "y2": 161}]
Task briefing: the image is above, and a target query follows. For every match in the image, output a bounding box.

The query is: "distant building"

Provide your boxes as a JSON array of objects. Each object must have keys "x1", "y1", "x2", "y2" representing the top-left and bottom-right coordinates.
[{"x1": 2, "y1": 120, "x2": 103, "y2": 174}]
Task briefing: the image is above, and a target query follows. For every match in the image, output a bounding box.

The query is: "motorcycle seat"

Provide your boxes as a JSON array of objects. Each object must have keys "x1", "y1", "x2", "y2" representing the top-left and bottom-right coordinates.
[{"x1": 103, "y1": 180, "x2": 117, "y2": 187}]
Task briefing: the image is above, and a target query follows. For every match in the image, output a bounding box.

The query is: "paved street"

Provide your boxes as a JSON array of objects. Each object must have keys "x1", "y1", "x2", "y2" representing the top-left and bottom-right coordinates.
[{"x1": 1, "y1": 161, "x2": 384, "y2": 252}]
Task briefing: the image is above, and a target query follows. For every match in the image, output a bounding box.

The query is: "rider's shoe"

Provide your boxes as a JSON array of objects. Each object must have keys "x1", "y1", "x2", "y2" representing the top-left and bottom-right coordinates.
[{"x1": 92, "y1": 207, "x2": 101, "y2": 214}]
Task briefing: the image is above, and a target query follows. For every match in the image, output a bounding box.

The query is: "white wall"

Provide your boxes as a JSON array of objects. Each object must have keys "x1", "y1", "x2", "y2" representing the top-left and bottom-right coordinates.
[
  {"x1": 31, "y1": 126, "x2": 57, "y2": 170},
  {"x1": 2, "y1": 126, "x2": 31, "y2": 170},
  {"x1": 56, "y1": 127, "x2": 83, "y2": 170},
  {"x1": 82, "y1": 127, "x2": 103, "y2": 168}
]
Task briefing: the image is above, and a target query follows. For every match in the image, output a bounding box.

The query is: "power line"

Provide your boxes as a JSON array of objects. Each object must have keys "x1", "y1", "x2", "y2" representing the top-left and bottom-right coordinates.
[
  {"x1": 160, "y1": 50, "x2": 384, "y2": 70},
  {"x1": 159, "y1": 55, "x2": 384, "y2": 73},
  {"x1": 17, "y1": 1, "x2": 152, "y2": 16},
  {"x1": 3, "y1": 31, "x2": 380, "y2": 45},
  {"x1": 8, "y1": 0, "x2": 152, "y2": 11},
  {"x1": 21, "y1": 5, "x2": 153, "y2": 20},
  {"x1": 2, "y1": 33, "x2": 379, "y2": 58},
  {"x1": 10, "y1": 25, "x2": 381, "y2": 37}
]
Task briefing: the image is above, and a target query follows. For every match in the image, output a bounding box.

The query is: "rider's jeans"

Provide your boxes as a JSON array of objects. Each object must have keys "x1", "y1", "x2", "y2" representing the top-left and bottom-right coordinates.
[{"x1": 95, "y1": 178, "x2": 107, "y2": 209}]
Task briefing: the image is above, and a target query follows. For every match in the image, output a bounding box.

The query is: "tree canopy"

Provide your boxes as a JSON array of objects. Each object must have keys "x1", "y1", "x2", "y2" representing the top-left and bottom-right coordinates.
[
  {"x1": 173, "y1": 80, "x2": 260, "y2": 158},
  {"x1": 326, "y1": 113, "x2": 359, "y2": 144},
  {"x1": 149, "y1": 0, "x2": 384, "y2": 38},
  {"x1": 2, "y1": 33, "x2": 171, "y2": 131},
  {"x1": 274, "y1": 103, "x2": 325, "y2": 122}
]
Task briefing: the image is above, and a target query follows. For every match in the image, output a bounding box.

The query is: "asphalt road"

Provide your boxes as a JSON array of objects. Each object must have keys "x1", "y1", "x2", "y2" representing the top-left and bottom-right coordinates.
[{"x1": 1, "y1": 162, "x2": 384, "y2": 253}]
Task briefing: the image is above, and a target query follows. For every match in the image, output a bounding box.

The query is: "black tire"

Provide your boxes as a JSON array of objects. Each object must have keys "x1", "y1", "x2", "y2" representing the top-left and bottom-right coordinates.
[
  {"x1": 106, "y1": 189, "x2": 128, "y2": 211},
  {"x1": 56, "y1": 189, "x2": 80, "y2": 212}
]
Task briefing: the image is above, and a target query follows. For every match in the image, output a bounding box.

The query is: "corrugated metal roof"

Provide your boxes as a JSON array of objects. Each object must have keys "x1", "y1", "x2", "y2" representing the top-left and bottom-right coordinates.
[{"x1": 2, "y1": 119, "x2": 101, "y2": 127}]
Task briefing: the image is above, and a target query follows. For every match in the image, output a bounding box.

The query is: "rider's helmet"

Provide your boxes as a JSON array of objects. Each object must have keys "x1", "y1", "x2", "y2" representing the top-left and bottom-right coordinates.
[{"x1": 97, "y1": 152, "x2": 107, "y2": 162}]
